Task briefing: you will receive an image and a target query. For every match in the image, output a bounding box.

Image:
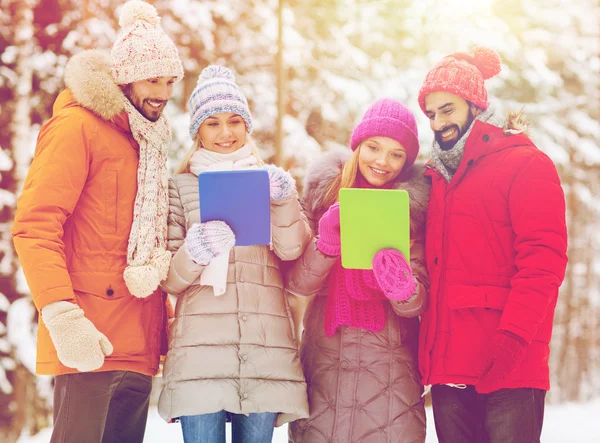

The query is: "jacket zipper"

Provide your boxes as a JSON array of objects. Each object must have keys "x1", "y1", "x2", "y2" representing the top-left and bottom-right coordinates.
[{"x1": 427, "y1": 159, "x2": 475, "y2": 382}]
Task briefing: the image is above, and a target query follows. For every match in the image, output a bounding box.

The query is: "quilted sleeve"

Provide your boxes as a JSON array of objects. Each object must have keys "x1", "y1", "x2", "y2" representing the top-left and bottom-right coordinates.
[{"x1": 160, "y1": 178, "x2": 205, "y2": 296}]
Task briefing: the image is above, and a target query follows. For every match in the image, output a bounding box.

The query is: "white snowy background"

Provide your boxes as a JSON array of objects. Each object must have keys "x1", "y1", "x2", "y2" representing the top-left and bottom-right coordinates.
[{"x1": 1, "y1": 0, "x2": 599, "y2": 441}]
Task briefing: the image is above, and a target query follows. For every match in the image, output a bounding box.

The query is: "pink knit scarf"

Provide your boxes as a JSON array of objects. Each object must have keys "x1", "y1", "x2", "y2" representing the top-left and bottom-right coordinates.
[{"x1": 323, "y1": 173, "x2": 394, "y2": 336}]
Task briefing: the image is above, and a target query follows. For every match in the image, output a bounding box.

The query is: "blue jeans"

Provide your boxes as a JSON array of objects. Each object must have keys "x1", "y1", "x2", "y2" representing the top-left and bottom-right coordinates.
[
  {"x1": 431, "y1": 384, "x2": 546, "y2": 443},
  {"x1": 180, "y1": 411, "x2": 276, "y2": 443}
]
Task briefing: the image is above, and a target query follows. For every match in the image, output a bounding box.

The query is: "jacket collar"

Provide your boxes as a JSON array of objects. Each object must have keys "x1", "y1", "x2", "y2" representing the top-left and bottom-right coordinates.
[
  {"x1": 57, "y1": 50, "x2": 131, "y2": 133},
  {"x1": 426, "y1": 119, "x2": 535, "y2": 189},
  {"x1": 464, "y1": 120, "x2": 534, "y2": 162}
]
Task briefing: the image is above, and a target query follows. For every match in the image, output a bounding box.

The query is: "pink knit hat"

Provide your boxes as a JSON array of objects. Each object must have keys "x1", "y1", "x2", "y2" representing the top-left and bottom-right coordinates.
[
  {"x1": 418, "y1": 46, "x2": 501, "y2": 114},
  {"x1": 350, "y1": 98, "x2": 420, "y2": 167},
  {"x1": 111, "y1": 1, "x2": 184, "y2": 85}
]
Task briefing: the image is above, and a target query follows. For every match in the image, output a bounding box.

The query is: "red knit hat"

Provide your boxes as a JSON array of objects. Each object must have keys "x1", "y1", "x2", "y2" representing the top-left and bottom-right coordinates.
[{"x1": 418, "y1": 46, "x2": 501, "y2": 114}]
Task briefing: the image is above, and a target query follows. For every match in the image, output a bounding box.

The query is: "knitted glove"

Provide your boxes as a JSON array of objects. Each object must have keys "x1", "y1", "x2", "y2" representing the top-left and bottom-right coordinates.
[
  {"x1": 475, "y1": 330, "x2": 528, "y2": 394},
  {"x1": 42, "y1": 301, "x2": 113, "y2": 372},
  {"x1": 372, "y1": 249, "x2": 417, "y2": 301},
  {"x1": 185, "y1": 221, "x2": 236, "y2": 266},
  {"x1": 264, "y1": 164, "x2": 296, "y2": 201},
  {"x1": 316, "y1": 202, "x2": 341, "y2": 257}
]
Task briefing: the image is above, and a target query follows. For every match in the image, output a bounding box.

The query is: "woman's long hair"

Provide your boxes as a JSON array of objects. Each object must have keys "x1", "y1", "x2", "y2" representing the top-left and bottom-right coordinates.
[
  {"x1": 176, "y1": 134, "x2": 264, "y2": 174},
  {"x1": 321, "y1": 142, "x2": 412, "y2": 210},
  {"x1": 321, "y1": 147, "x2": 361, "y2": 209}
]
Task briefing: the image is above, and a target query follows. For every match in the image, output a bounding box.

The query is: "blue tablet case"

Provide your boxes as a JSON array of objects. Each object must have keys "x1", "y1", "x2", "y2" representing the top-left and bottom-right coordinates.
[{"x1": 198, "y1": 170, "x2": 271, "y2": 246}]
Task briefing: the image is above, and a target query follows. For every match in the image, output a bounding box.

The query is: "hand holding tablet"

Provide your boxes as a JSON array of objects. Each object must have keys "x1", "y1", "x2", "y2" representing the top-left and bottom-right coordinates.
[{"x1": 339, "y1": 188, "x2": 410, "y2": 270}]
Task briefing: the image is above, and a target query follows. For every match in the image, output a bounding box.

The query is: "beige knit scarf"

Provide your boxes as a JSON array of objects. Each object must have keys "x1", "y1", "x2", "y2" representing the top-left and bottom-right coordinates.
[{"x1": 122, "y1": 98, "x2": 172, "y2": 298}]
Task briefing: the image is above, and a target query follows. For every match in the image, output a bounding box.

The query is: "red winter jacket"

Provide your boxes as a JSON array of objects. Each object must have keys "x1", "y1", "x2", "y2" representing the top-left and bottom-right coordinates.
[{"x1": 419, "y1": 118, "x2": 568, "y2": 392}]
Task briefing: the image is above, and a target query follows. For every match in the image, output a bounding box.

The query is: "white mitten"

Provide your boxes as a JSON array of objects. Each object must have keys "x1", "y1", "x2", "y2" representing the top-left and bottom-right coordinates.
[
  {"x1": 184, "y1": 220, "x2": 236, "y2": 265},
  {"x1": 42, "y1": 301, "x2": 114, "y2": 372}
]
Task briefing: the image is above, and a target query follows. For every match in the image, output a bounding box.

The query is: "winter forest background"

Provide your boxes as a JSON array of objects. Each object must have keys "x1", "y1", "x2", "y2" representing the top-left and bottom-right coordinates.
[{"x1": 0, "y1": 0, "x2": 599, "y2": 441}]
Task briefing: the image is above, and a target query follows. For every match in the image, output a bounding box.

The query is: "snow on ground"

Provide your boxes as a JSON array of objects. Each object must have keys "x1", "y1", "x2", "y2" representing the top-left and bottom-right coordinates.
[{"x1": 17, "y1": 397, "x2": 600, "y2": 442}]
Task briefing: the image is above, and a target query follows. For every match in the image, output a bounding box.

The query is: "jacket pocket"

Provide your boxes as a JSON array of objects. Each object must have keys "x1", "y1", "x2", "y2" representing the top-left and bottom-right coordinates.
[
  {"x1": 444, "y1": 284, "x2": 510, "y2": 377},
  {"x1": 72, "y1": 275, "x2": 149, "y2": 356},
  {"x1": 103, "y1": 170, "x2": 118, "y2": 234},
  {"x1": 447, "y1": 285, "x2": 509, "y2": 311},
  {"x1": 71, "y1": 272, "x2": 128, "y2": 300}
]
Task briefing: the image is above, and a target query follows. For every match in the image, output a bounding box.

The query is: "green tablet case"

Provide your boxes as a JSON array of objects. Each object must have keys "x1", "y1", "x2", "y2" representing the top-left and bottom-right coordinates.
[{"x1": 339, "y1": 188, "x2": 410, "y2": 270}]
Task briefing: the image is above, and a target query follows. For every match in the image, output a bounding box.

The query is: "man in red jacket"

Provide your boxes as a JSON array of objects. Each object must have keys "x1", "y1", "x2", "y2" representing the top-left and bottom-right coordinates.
[{"x1": 417, "y1": 46, "x2": 568, "y2": 442}]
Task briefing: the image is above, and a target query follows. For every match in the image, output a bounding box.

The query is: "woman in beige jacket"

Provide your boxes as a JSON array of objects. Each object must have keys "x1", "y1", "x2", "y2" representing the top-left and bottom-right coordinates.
[{"x1": 157, "y1": 66, "x2": 310, "y2": 443}]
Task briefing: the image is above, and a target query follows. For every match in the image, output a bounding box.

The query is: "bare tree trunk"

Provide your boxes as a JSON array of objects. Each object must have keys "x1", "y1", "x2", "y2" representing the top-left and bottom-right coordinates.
[
  {"x1": 552, "y1": 164, "x2": 576, "y2": 403},
  {"x1": 274, "y1": 0, "x2": 285, "y2": 166},
  {"x1": 551, "y1": 158, "x2": 600, "y2": 403},
  {"x1": 0, "y1": 1, "x2": 51, "y2": 441},
  {"x1": 10, "y1": 1, "x2": 34, "y2": 184}
]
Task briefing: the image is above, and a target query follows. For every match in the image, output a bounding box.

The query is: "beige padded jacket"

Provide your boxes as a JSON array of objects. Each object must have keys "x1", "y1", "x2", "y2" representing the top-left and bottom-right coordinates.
[{"x1": 157, "y1": 173, "x2": 311, "y2": 426}]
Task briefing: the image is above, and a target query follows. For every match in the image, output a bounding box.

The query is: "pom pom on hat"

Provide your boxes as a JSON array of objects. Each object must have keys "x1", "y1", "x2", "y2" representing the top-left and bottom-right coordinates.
[
  {"x1": 111, "y1": 0, "x2": 184, "y2": 85},
  {"x1": 472, "y1": 46, "x2": 502, "y2": 80},
  {"x1": 418, "y1": 46, "x2": 502, "y2": 114},
  {"x1": 119, "y1": 0, "x2": 160, "y2": 27},
  {"x1": 188, "y1": 65, "x2": 253, "y2": 140},
  {"x1": 199, "y1": 65, "x2": 236, "y2": 82}
]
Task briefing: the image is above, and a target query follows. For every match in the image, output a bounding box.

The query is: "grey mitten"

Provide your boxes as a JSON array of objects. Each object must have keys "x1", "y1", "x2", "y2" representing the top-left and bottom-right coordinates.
[
  {"x1": 42, "y1": 301, "x2": 114, "y2": 372},
  {"x1": 184, "y1": 220, "x2": 236, "y2": 265},
  {"x1": 264, "y1": 164, "x2": 296, "y2": 201}
]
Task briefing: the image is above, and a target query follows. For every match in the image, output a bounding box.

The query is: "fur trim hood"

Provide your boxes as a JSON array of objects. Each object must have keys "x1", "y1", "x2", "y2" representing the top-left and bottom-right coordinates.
[
  {"x1": 503, "y1": 110, "x2": 528, "y2": 135},
  {"x1": 61, "y1": 50, "x2": 126, "y2": 121},
  {"x1": 302, "y1": 148, "x2": 431, "y2": 236}
]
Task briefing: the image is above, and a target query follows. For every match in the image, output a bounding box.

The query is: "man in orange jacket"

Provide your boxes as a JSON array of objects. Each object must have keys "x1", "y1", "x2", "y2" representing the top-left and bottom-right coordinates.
[{"x1": 12, "y1": 1, "x2": 183, "y2": 442}]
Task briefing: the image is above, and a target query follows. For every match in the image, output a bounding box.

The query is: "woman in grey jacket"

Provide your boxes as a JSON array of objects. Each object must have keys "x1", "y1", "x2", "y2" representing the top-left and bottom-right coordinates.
[
  {"x1": 157, "y1": 66, "x2": 310, "y2": 443},
  {"x1": 287, "y1": 98, "x2": 430, "y2": 443}
]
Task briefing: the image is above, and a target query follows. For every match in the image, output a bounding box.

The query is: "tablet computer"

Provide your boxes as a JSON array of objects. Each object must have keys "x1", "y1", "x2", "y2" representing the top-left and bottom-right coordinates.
[
  {"x1": 339, "y1": 188, "x2": 410, "y2": 269},
  {"x1": 198, "y1": 169, "x2": 271, "y2": 246}
]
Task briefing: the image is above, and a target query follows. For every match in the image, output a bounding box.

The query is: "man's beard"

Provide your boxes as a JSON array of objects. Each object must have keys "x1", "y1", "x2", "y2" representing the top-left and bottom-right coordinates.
[
  {"x1": 123, "y1": 86, "x2": 166, "y2": 122},
  {"x1": 435, "y1": 109, "x2": 476, "y2": 151}
]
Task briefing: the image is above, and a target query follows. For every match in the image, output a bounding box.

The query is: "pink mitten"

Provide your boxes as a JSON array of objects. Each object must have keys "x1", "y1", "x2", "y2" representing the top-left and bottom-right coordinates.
[
  {"x1": 372, "y1": 249, "x2": 416, "y2": 301},
  {"x1": 316, "y1": 202, "x2": 341, "y2": 257}
]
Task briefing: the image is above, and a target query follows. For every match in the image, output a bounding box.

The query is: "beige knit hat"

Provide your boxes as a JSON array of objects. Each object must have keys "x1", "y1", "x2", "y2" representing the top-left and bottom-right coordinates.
[{"x1": 111, "y1": 0, "x2": 184, "y2": 85}]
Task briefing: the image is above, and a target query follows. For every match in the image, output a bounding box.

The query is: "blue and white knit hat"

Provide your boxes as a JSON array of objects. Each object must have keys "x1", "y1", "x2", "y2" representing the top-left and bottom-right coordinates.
[{"x1": 188, "y1": 66, "x2": 253, "y2": 140}]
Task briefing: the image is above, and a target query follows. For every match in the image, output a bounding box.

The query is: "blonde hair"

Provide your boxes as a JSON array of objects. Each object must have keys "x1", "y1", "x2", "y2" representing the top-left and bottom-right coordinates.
[
  {"x1": 176, "y1": 134, "x2": 264, "y2": 174},
  {"x1": 321, "y1": 141, "x2": 412, "y2": 209},
  {"x1": 322, "y1": 146, "x2": 361, "y2": 209}
]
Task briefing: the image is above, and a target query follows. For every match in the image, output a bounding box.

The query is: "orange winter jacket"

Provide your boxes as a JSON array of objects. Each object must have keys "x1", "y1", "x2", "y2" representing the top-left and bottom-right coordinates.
[{"x1": 12, "y1": 50, "x2": 172, "y2": 376}]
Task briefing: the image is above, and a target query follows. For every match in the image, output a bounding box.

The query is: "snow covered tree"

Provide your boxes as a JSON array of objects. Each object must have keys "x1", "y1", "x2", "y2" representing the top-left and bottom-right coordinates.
[
  {"x1": 0, "y1": 1, "x2": 53, "y2": 440},
  {"x1": 0, "y1": 0, "x2": 121, "y2": 438}
]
